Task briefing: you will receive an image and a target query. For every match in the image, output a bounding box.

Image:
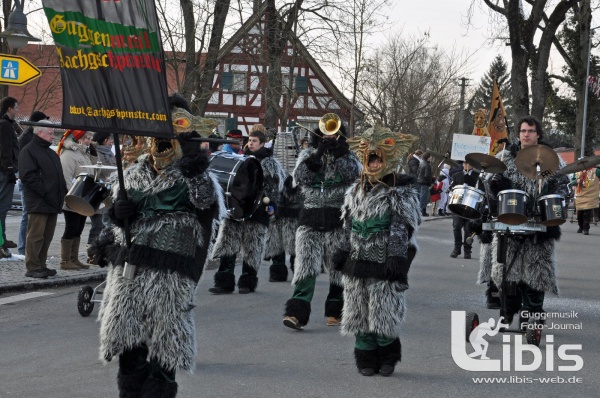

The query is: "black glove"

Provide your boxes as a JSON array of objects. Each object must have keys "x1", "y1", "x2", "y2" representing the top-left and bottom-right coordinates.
[
  {"x1": 88, "y1": 143, "x2": 98, "y2": 157},
  {"x1": 315, "y1": 138, "x2": 335, "y2": 158},
  {"x1": 113, "y1": 199, "x2": 137, "y2": 220},
  {"x1": 7, "y1": 172, "x2": 17, "y2": 184}
]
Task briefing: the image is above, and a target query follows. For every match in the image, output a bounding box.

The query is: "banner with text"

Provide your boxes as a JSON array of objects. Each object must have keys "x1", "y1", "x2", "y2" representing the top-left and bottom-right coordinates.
[
  {"x1": 42, "y1": 0, "x2": 172, "y2": 137},
  {"x1": 451, "y1": 134, "x2": 491, "y2": 161}
]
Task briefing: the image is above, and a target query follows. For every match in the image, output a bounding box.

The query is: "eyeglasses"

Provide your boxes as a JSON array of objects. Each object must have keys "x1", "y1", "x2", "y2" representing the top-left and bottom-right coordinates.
[{"x1": 519, "y1": 129, "x2": 537, "y2": 134}]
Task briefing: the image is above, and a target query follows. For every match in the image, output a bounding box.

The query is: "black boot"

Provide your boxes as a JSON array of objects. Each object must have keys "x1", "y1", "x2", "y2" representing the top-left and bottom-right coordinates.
[
  {"x1": 139, "y1": 378, "x2": 178, "y2": 398},
  {"x1": 485, "y1": 281, "x2": 501, "y2": 309},
  {"x1": 284, "y1": 298, "x2": 311, "y2": 329},
  {"x1": 117, "y1": 367, "x2": 149, "y2": 398},
  {"x1": 269, "y1": 252, "x2": 288, "y2": 282},
  {"x1": 209, "y1": 271, "x2": 235, "y2": 294},
  {"x1": 378, "y1": 338, "x2": 401, "y2": 377},
  {"x1": 450, "y1": 244, "x2": 461, "y2": 258},
  {"x1": 354, "y1": 348, "x2": 378, "y2": 376}
]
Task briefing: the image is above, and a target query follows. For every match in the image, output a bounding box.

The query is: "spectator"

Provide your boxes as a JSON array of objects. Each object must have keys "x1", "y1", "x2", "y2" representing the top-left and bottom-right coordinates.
[
  {"x1": 416, "y1": 152, "x2": 433, "y2": 216},
  {"x1": 0, "y1": 97, "x2": 21, "y2": 249},
  {"x1": 436, "y1": 165, "x2": 451, "y2": 216},
  {"x1": 16, "y1": 110, "x2": 50, "y2": 255},
  {"x1": 406, "y1": 149, "x2": 422, "y2": 178},
  {"x1": 57, "y1": 130, "x2": 95, "y2": 270},
  {"x1": 222, "y1": 129, "x2": 243, "y2": 154},
  {"x1": 18, "y1": 121, "x2": 67, "y2": 278},
  {"x1": 299, "y1": 138, "x2": 309, "y2": 150}
]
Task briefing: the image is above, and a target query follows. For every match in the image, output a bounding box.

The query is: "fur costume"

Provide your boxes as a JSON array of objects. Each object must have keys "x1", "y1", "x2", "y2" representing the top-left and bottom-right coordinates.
[
  {"x1": 264, "y1": 175, "x2": 302, "y2": 259},
  {"x1": 477, "y1": 143, "x2": 569, "y2": 294},
  {"x1": 210, "y1": 147, "x2": 285, "y2": 286},
  {"x1": 97, "y1": 153, "x2": 225, "y2": 372},
  {"x1": 337, "y1": 174, "x2": 421, "y2": 338}
]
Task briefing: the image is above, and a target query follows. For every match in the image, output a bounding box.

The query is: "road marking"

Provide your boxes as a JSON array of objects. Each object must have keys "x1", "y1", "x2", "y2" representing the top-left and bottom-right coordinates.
[{"x1": 0, "y1": 292, "x2": 54, "y2": 305}]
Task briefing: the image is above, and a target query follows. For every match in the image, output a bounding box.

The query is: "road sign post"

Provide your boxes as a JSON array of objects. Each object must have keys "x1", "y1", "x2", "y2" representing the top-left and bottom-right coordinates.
[{"x1": 0, "y1": 54, "x2": 41, "y2": 86}]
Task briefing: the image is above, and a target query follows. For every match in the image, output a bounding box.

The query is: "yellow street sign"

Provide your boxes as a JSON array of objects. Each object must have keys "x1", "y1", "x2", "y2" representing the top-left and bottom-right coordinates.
[{"x1": 0, "y1": 54, "x2": 42, "y2": 86}]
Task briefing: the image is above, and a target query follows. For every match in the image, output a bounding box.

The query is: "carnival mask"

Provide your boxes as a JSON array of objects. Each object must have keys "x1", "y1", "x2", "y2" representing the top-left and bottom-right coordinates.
[
  {"x1": 122, "y1": 135, "x2": 149, "y2": 166},
  {"x1": 348, "y1": 122, "x2": 417, "y2": 182},
  {"x1": 474, "y1": 109, "x2": 487, "y2": 128}
]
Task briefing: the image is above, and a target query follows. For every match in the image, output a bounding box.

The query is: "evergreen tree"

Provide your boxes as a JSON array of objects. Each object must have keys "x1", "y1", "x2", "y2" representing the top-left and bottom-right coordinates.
[{"x1": 466, "y1": 56, "x2": 513, "y2": 134}]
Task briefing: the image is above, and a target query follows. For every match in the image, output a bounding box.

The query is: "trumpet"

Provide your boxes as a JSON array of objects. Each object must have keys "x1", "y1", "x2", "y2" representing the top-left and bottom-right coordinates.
[{"x1": 292, "y1": 113, "x2": 345, "y2": 138}]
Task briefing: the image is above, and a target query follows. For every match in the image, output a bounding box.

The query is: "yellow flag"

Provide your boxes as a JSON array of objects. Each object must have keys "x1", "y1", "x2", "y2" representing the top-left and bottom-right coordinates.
[{"x1": 487, "y1": 79, "x2": 508, "y2": 156}]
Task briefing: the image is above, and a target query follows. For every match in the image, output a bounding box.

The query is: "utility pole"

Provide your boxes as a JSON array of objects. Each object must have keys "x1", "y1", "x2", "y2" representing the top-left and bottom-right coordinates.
[{"x1": 458, "y1": 77, "x2": 470, "y2": 133}]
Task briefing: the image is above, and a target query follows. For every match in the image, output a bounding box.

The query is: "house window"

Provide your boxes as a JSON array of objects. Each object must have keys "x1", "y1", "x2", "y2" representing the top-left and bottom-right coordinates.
[
  {"x1": 282, "y1": 73, "x2": 295, "y2": 90},
  {"x1": 221, "y1": 71, "x2": 247, "y2": 92},
  {"x1": 295, "y1": 76, "x2": 308, "y2": 94}
]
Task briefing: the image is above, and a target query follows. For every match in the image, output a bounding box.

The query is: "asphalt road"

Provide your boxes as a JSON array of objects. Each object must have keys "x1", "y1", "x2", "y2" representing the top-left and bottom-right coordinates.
[{"x1": 0, "y1": 217, "x2": 598, "y2": 398}]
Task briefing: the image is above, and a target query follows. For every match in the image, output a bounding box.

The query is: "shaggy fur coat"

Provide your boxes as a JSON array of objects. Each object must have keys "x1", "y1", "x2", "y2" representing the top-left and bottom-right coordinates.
[
  {"x1": 211, "y1": 151, "x2": 285, "y2": 270},
  {"x1": 98, "y1": 154, "x2": 225, "y2": 372},
  {"x1": 477, "y1": 145, "x2": 569, "y2": 294},
  {"x1": 335, "y1": 174, "x2": 421, "y2": 338},
  {"x1": 292, "y1": 146, "x2": 361, "y2": 285},
  {"x1": 264, "y1": 175, "x2": 302, "y2": 259}
]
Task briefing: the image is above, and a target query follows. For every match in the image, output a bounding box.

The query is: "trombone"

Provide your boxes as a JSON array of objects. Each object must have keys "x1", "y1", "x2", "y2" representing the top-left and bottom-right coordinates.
[{"x1": 292, "y1": 113, "x2": 345, "y2": 139}]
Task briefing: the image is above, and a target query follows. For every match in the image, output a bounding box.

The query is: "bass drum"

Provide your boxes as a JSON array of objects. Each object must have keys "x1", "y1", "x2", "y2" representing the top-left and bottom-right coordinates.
[
  {"x1": 65, "y1": 174, "x2": 111, "y2": 217},
  {"x1": 208, "y1": 153, "x2": 265, "y2": 221}
]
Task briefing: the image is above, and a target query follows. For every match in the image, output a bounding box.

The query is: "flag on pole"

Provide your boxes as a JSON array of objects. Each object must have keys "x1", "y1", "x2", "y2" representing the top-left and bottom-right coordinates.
[
  {"x1": 487, "y1": 79, "x2": 508, "y2": 156},
  {"x1": 41, "y1": 0, "x2": 173, "y2": 138}
]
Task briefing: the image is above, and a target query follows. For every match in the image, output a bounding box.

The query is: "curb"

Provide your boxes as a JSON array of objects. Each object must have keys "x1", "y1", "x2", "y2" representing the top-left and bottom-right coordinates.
[{"x1": 0, "y1": 270, "x2": 107, "y2": 295}]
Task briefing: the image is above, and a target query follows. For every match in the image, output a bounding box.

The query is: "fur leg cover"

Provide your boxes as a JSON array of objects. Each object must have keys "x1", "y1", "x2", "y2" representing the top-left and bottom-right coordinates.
[
  {"x1": 378, "y1": 338, "x2": 401, "y2": 365},
  {"x1": 354, "y1": 348, "x2": 379, "y2": 372},
  {"x1": 293, "y1": 226, "x2": 345, "y2": 286},
  {"x1": 238, "y1": 273, "x2": 258, "y2": 292},
  {"x1": 477, "y1": 243, "x2": 492, "y2": 284},
  {"x1": 117, "y1": 367, "x2": 149, "y2": 398},
  {"x1": 284, "y1": 298, "x2": 311, "y2": 326},
  {"x1": 139, "y1": 378, "x2": 178, "y2": 398},
  {"x1": 99, "y1": 267, "x2": 197, "y2": 371},
  {"x1": 269, "y1": 252, "x2": 288, "y2": 281},
  {"x1": 213, "y1": 271, "x2": 235, "y2": 291},
  {"x1": 212, "y1": 219, "x2": 268, "y2": 272}
]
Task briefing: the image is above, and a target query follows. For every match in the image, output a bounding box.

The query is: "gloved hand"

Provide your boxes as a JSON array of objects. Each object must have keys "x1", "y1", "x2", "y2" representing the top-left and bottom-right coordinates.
[
  {"x1": 7, "y1": 172, "x2": 17, "y2": 184},
  {"x1": 113, "y1": 199, "x2": 137, "y2": 220},
  {"x1": 315, "y1": 138, "x2": 335, "y2": 158}
]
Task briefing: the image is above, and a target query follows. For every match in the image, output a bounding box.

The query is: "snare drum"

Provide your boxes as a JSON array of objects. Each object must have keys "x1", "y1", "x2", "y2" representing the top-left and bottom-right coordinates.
[
  {"x1": 208, "y1": 153, "x2": 265, "y2": 220},
  {"x1": 447, "y1": 185, "x2": 486, "y2": 220},
  {"x1": 537, "y1": 194, "x2": 567, "y2": 226},
  {"x1": 65, "y1": 174, "x2": 111, "y2": 217},
  {"x1": 497, "y1": 189, "x2": 529, "y2": 225}
]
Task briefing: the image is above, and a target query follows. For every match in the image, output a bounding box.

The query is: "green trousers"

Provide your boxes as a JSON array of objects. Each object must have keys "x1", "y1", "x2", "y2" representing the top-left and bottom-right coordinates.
[
  {"x1": 291, "y1": 275, "x2": 343, "y2": 303},
  {"x1": 355, "y1": 332, "x2": 396, "y2": 351}
]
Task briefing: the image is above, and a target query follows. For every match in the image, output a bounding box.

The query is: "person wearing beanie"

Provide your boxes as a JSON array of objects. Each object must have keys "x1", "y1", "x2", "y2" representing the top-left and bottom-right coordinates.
[
  {"x1": 222, "y1": 129, "x2": 243, "y2": 154},
  {"x1": 16, "y1": 110, "x2": 51, "y2": 255},
  {"x1": 58, "y1": 129, "x2": 96, "y2": 270},
  {"x1": 210, "y1": 125, "x2": 286, "y2": 294}
]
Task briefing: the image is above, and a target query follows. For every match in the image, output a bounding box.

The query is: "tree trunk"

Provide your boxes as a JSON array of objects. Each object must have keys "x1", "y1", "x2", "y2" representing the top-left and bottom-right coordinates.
[
  {"x1": 193, "y1": 0, "x2": 232, "y2": 115},
  {"x1": 178, "y1": 0, "x2": 197, "y2": 101},
  {"x1": 574, "y1": 0, "x2": 592, "y2": 156}
]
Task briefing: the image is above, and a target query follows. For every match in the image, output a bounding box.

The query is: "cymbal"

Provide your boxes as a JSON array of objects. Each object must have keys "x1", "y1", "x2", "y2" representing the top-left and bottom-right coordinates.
[
  {"x1": 81, "y1": 164, "x2": 118, "y2": 170},
  {"x1": 514, "y1": 144, "x2": 559, "y2": 179},
  {"x1": 465, "y1": 152, "x2": 507, "y2": 174},
  {"x1": 441, "y1": 157, "x2": 461, "y2": 169},
  {"x1": 557, "y1": 155, "x2": 600, "y2": 175}
]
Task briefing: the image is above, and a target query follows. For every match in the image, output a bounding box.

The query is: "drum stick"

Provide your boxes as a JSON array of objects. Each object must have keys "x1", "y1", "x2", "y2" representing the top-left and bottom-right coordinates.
[{"x1": 501, "y1": 143, "x2": 506, "y2": 161}]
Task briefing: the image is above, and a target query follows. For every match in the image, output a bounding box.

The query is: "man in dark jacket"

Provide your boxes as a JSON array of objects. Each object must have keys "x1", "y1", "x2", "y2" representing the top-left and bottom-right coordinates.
[
  {"x1": 18, "y1": 121, "x2": 67, "y2": 278},
  {"x1": 416, "y1": 152, "x2": 433, "y2": 216},
  {"x1": 0, "y1": 96, "x2": 21, "y2": 248},
  {"x1": 448, "y1": 160, "x2": 480, "y2": 259}
]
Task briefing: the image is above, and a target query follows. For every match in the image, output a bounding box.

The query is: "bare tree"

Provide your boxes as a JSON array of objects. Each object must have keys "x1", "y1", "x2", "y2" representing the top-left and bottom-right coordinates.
[
  {"x1": 470, "y1": 0, "x2": 582, "y2": 124},
  {"x1": 356, "y1": 34, "x2": 472, "y2": 152}
]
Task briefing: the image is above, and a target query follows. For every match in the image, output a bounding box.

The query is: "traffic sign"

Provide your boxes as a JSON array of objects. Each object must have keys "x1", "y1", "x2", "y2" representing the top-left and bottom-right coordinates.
[{"x1": 0, "y1": 54, "x2": 42, "y2": 86}]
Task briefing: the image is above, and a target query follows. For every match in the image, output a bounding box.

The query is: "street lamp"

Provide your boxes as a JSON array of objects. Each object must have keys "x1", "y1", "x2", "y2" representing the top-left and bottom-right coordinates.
[
  {"x1": 0, "y1": 0, "x2": 41, "y2": 50},
  {"x1": 581, "y1": 25, "x2": 600, "y2": 158}
]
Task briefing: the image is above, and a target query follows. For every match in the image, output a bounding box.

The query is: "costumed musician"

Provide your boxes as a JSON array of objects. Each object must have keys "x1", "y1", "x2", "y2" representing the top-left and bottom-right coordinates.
[
  {"x1": 570, "y1": 166, "x2": 600, "y2": 235},
  {"x1": 476, "y1": 115, "x2": 570, "y2": 327},
  {"x1": 91, "y1": 94, "x2": 225, "y2": 397},
  {"x1": 209, "y1": 124, "x2": 286, "y2": 294},
  {"x1": 448, "y1": 160, "x2": 479, "y2": 259},
  {"x1": 282, "y1": 114, "x2": 361, "y2": 330},
  {"x1": 333, "y1": 122, "x2": 420, "y2": 377}
]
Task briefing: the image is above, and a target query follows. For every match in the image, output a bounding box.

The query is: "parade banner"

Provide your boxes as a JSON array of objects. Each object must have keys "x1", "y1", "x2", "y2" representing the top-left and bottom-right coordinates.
[
  {"x1": 451, "y1": 133, "x2": 491, "y2": 161},
  {"x1": 487, "y1": 79, "x2": 508, "y2": 156},
  {"x1": 41, "y1": 0, "x2": 172, "y2": 138}
]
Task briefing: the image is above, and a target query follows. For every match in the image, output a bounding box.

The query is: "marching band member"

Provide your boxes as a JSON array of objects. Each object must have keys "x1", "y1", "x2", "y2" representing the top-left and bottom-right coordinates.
[
  {"x1": 92, "y1": 95, "x2": 224, "y2": 397},
  {"x1": 209, "y1": 124, "x2": 286, "y2": 294},
  {"x1": 334, "y1": 122, "x2": 420, "y2": 376},
  {"x1": 478, "y1": 116, "x2": 569, "y2": 327},
  {"x1": 282, "y1": 115, "x2": 361, "y2": 330},
  {"x1": 571, "y1": 166, "x2": 600, "y2": 235}
]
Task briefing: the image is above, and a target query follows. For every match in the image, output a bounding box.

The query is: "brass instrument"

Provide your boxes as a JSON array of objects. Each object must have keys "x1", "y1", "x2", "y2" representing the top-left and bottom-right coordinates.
[{"x1": 292, "y1": 113, "x2": 345, "y2": 138}]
